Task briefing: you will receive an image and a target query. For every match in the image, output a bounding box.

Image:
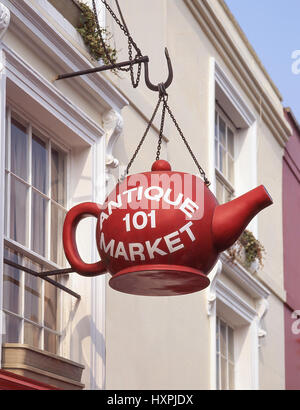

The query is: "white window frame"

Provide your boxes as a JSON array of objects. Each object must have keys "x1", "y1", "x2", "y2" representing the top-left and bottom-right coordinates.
[
  {"x1": 207, "y1": 61, "x2": 267, "y2": 389},
  {"x1": 208, "y1": 59, "x2": 257, "y2": 217},
  {"x1": 215, "y1": 106, "x2": 236, "y2": 203},
  {"x1": 207, "y1": 256, "x2": 270, "y2": 390},
  {"x1": 4, "y1": 104, "x2": 69, "y2": 263},
  {"x1": 216, "y1": 316, "x2": 235, "y2": 390},
  {"x1": 2, "y1": 251, "x2": 63, "y2": 355},
  {"x1": 3, "y1": 105, "x2": 70, "y2": 355},
  {"x1": 0, "y1": 45, "x2": 105, "y2": 362}
]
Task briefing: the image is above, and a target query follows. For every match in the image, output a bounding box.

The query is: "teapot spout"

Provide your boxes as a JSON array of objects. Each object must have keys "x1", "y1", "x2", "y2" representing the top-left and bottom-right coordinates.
[{"x1": 212, "y1": 185, "x2": 273, "y2": 252}]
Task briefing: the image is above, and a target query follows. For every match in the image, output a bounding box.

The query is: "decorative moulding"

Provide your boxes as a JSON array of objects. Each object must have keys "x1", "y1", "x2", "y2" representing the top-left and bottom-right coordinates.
[
  {"x1": 256, "y1": 298, "x2": 269, "y2": 339},
  {"x1": 2, "y1": 0, "x2": 128, "y2": 112},
  {"x1": 103, "y1": 108, "x2": 124, "y2": 184},
  {"x1": 3, "y1": 45, "x2": 104, "y2": 147},
  {"x1": 184, "y1": 0, "x2": 290, "y2": 146},
  {"x1": 207, "y1": 260, "x2": 222, "y2": 316},
  {"x1": 215, "y1": 61, "x2": 256, "y2": 128},
  {"x1": 216, "y1": 280, "x2": 257, "y2": 324},
  {"x1": 207, "y1": 253, "x2": 270, "y2": 325},
  {"x1": 0, "y1": 2, "x2": 10, "y2": 41},
  {"x1": 103, "y1": 109, "x2": 123, "y2": 170}
]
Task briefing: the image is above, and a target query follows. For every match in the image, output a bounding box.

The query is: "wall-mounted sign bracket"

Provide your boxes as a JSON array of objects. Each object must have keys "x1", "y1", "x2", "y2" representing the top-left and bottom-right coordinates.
[
  {"x1": 3, "y1": 258, "x2": 80, "y2": 299},
  {"x1": 55, "y1": 55, "x2": 149, "y2": 82}
]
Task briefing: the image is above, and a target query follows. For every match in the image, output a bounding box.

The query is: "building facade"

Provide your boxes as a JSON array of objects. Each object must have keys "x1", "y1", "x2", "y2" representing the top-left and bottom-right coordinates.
[
  {"x1": 0, "y1": 0, "x2": 292, "y2": 390},
  {"x1": 283, "y1": 108, "x2": 300, "y2": 390}
]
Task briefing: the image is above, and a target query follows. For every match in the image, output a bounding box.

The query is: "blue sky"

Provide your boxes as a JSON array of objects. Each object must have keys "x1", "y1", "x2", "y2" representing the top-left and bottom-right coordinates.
[{"x1": 225, "y1": 0, "x2": 300, "y2": 122}]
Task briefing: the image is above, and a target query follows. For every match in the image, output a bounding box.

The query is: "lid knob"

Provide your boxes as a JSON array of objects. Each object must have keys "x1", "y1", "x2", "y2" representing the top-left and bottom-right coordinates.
[{"x1": 151, "y1": 160, "x2": 172, "y2": 172}]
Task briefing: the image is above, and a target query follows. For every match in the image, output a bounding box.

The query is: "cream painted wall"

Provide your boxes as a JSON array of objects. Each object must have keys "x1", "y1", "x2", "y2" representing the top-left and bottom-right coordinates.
[
  {"x1": 104, "y1": 0, "x2": 287, "y2": 390},
  {"x1": 106, "y1": 287, "x2": 211, "y2": 390},
  {"x1": 257, "y1": 121, "x2": 285, "y2": 295},
  {"x1": 258, "y1": 294, "x2": 285, "y2": 389}
]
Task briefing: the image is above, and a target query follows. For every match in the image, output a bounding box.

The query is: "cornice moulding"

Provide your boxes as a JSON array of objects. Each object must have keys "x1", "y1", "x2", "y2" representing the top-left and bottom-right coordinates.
[
  {"x1": 0, "y1": 2, "x2": 10, "y2": 41},
  {"x1": 218, "y1": 0, "x2": 282, "y2": 101},
  {"x1": 215, "y1": 62, "x2": 255, "y2": 127},
  {"x1": 216, "y1": 280, "x2": 257, "y2": 323},
  {"x1": 1, "y1": 0, "x2": 128, "y2": 112},
  {"x1": 4, "y1": 44, "x2": 104, "y2": 147},
  {"x1": 184, "y1": 0, "x2": 291, "y2": 147}
]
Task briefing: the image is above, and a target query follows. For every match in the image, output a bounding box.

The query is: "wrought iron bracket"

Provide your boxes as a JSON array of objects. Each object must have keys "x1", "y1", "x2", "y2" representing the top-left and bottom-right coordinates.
[
  {"x1": 54, "y1": 50, "x2": 174, "y2": 94},
  {"x1": 3, "y1": 259, "x2": 80, "y2": 300},
  {"x1": 55, "y1": 55, "x2": 149, "y2": 81}
]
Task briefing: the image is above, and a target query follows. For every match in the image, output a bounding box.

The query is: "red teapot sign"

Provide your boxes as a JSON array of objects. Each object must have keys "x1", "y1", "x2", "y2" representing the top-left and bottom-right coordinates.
[{"x1": 63, "y1": 160, "x2": 272, "y2": 296}]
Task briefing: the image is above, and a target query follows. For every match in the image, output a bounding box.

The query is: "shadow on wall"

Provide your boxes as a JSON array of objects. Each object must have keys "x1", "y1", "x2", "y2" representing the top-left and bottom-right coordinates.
[{"x1": 69, "y1": 311, "x2": 106, "y2": 390}]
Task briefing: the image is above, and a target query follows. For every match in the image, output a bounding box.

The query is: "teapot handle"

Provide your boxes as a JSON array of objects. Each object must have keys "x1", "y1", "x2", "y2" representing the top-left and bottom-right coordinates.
[{"x1": 63, "y1": 202, "x2": 106, "y2": 277}]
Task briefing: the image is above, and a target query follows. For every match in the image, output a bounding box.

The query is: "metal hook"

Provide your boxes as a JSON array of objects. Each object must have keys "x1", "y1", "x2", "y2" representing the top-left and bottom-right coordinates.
[{"x1": 144, "y1": 47, "x2": 173, "y2": 93}]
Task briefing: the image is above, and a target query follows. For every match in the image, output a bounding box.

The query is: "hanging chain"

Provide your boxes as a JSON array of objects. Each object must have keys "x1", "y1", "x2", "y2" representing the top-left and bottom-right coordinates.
[
  {"x1": 94, "y1": 0, "x2": 211, "y2": 186},
  {"x1": 93, "y1": 0, "x2": 143, "y2": 87},
  {"x1": 123, "y1": 95, "x2": 163, "y2": 179},
  {"x1": 114, "y1": 0, "x2": 142, "y2": 87},
  {"x1": 156, "y1": 85, "x2": 168, "y2": 161},
  {"x1": 163, "y1": 99, "x2": 211, "y2": 187}
]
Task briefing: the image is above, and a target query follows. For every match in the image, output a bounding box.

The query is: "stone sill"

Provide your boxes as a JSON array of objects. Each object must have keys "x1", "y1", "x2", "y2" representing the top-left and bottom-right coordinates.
[{"x1": 2, "y1": 344, "x2": 85, "y2": 390}]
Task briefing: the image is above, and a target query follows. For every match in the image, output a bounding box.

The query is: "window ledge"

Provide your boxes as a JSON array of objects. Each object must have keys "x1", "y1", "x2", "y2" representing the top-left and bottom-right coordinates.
[
  {"x1": 1, "y1": 343, "x2": 85, "y2": 390},
  {"x1": 220, "y1": 251, "x2": 270, "y2": 300}
]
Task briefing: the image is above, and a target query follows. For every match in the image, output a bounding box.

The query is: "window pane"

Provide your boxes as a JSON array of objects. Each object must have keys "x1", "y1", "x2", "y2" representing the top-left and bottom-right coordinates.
[
  {"x1": 4, "y1": 172, "x2": 8, "y2": 236},
  {"x1": 219, "y1": 117, "x2": 226, "y2": 147},
  {"x1": 216, "y1": 318, "x2": 220, "y2": 353},
  {"x1": 10, "y1": 176, "x2": 28, "y2": 246},
  {"x1": 229, "y1": 362, "x2": 235, "y2": 390},
  {"x1": 44, "y1": 331, "x2": 59, "y2": 354},
  {"x1": 31, "y1": 191, "x2": 48, "y2": 257},
  {"x1": 227, "y1": 128, "x2": 234, "y2": 156},
  {"x1": 32, "y1": 134, "x2": 47, "y2": 194},
  {"x1": 44, "y1": 279, "x2": 59, "y2": 331},
  {"x1": 225, "y1": 187, "x2": 233, "y2": 203},
  {"x1": 24, "y1": 261, "x2": 42, "y2": 324},
  {"x1": 228, "y1": 156, "x2": 234, "y2": 184},
  {"x1": 5, "y1": 113, "x2": 8, "y2": 169},
  {"x1": 219, "y1": 145, "x2": 226, "y2": 175},
  {"x1": 11, "y1": 118, "x2": 28, "y2": 180},
  {"x1": 221, "y1": 357, "x2": 227, "y2": 390},
  {"x1": 51, "y1": 204, "x2": 67, "y2": 266},
  {"x1": 3, "y1": 314, "x2": 21, "y2": 343},
  {"x1": 216, "y1": 178, "x2": 223, "y2": 204},
  {"x1": 214, "y1": 139, "x2": 218, "y2": 168},
  {"x1": 228, "y1": 327, "x2": 234, "y2": 361},
  {"x1": 24, "y1": 321, "x2": 41, "y2": 349},
  {"x1": 51, "y1": 148, "x2": 66, "y2": 206},
  {"x1": 220, "y1": 320, "x2": 227, "y2": 356},
  {"x1": 216, "y1": 353, "x2": 220, "y2": 390},
  {"x1": 3, "y1": 248, "x2": 22, "y2": 315},
  {"x1": 215, "y1": 112, "x2": 218, "y2": 138}
]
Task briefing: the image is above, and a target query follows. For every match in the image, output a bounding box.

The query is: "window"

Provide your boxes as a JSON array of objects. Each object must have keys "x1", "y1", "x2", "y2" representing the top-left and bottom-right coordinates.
[
  {"x1": 216, "y1": 317, "x2": 235, "y2": 390},
  {"x1": 3, "y1": 108, "x2": 68, "y2": 354},
  {"x1": 215, "y1": 108, "x2": 235, "y2": 203}
]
